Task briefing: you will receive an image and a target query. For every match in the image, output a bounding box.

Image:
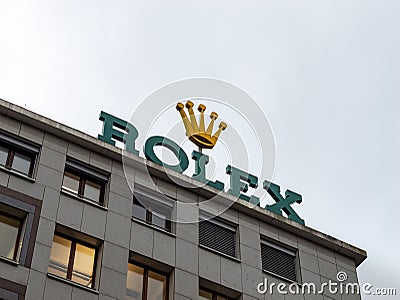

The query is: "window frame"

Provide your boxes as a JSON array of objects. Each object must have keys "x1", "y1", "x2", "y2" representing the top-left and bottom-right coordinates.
[
  {"x1": 0, "y1": 187, "x2": 41, "y2": 268},
  {"x1": 126, "y1": 261, "x2": 169, "y2": 300},
  {"x1": 132, "y1": 188, "x2": 174, "y2": 233},
  {"x1": 48, "y1": 232, "x2": 99, "y2": 289},
  {"x1": 62, "y1": 160, "x2": 108, "y2": 206},
  {"x1": 132, "y1": 196, "x2": 172, "y2": 232},
  {"x1": 0, "y1": 132, "x2": 39, "y2": 178},
  {"x1": 0, "y1": 211, "x2": 25, "y2": 261}
]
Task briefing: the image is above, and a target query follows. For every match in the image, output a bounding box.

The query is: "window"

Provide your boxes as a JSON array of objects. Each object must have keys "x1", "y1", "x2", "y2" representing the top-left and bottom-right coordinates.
[
  {"x1": 0, "y1": 131, "x2": 39, "y2": 177},
  {"x1": 0, "y1": 212, "x2": 24, "y2": 261},
  {"x1": 48, "y1": 233, "x2": 98, "y2": 288},
  {"x1": 199, "y1": 217, "x2": 237, "y2": 258},
  {"x1": 199, "y1": 288, "x2": 233, "y2": 300},
  {"x1": 132, "y1": 190, "x2": 173, "y2": 232},
  {"x1": 0, "y1": 194, "x2": 40, "y2": 268},
  {"x1": 261, "y1": 239, "x2": 297, "y2": 282},
  {"x1": 62, "y1": 160, "x2": 108, "y2": 205},
  {"x1": 126, "y1": 262, "x2": 168, "y2": 300}
]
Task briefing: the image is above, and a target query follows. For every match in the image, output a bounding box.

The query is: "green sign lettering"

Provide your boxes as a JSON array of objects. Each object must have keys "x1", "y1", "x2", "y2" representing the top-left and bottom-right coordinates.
[
  {"x1": 144, "y1": 136, "x2": 189, "y2": 174},
  {"x1": 226, "y1": 165, "x2": 260, "y2": 205},
  {"x1": 263, "y1": 180, "x2": 305, "y2": 225},
  {"x1": 191, "y1": 150, "x2": 224, "y2": 191},
  {"x1": 97, "y1": 111, "x2": 306, "y2": 225},
  {"x1": 98, "y1": 111, "x2": 139, "y2": 155}
]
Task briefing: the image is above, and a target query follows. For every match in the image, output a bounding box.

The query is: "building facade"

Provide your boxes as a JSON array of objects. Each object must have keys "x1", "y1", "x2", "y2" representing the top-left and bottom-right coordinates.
[{"x1": 0, "y1": 98, "x2": 366, "y2": 300}]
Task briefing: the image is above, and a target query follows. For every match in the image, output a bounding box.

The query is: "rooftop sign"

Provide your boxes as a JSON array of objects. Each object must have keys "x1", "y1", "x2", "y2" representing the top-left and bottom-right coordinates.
[{"x1": 98, "y1": 97, "x2": 305, "y2": 225}]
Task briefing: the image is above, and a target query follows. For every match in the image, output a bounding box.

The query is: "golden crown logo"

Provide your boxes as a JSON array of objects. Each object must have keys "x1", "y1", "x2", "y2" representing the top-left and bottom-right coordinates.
[{"x1": 176, "y1": 101, "x2": 227, "y2": 150}]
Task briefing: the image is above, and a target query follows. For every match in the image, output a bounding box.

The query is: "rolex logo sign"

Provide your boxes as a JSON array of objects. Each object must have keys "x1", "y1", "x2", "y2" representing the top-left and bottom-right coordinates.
[{"x1": 176, "y1": 101, "x2": 227, "y2": 150}]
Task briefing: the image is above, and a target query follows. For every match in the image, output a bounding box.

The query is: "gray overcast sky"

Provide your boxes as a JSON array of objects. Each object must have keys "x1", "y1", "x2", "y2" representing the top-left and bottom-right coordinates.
[{"x1": 1, "y1": 0, "x2": 399, "y2": 293}]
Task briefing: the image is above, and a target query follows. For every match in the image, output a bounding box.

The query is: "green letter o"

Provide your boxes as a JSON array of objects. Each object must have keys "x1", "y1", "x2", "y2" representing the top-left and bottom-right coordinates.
[{"x1": 144, "y1": 136, "x2": 189, "y2": 173}]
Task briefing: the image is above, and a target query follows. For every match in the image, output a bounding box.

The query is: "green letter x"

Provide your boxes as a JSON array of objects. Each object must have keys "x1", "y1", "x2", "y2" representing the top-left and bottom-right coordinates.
[{"x1": 263, "y1": 180, "x2": 305, "y2": 225}]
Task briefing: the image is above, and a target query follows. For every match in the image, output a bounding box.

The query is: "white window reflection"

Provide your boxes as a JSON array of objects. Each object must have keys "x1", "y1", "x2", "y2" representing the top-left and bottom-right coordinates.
[
  {"x1": 12, "y1": 151, "x2": 32, "y2": 174},
  {"x1": 83, "y1": 180, "x2": 101, "y2": 202}
]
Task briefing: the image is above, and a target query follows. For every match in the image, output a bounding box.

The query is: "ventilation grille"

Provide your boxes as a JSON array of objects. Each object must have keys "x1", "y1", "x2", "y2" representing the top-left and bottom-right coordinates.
[
  {"x1": 261, "y1": 242, "x2": 297, "y2": 282},
  {"x1": 199, "y1": 220, "x2": 236, "y2": 257}
]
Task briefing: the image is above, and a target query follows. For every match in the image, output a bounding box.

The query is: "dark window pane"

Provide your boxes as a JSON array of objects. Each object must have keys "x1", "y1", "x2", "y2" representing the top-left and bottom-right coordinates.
[
  {"x1": 148, "y1": 270, "x2": 167, "y2": 300},
  {"x1": 84, "y1": 180, "x2": 101, "y2": 203},
  {"x1": 0, "y1": 214, "x2": 20, "y2": 260},
  {"x1": 126, "y1": 264, "x2": 144, "y2": 300},
  {"x1": 132, "y1": 202, "x2": 147, "y2": 222},
  {"x1": 12, "y1": 151, "x2": 32, "y2": 175},
  {"x1": 48, "y1": 235, "x2": 72, "y2": 279},
  {"x1": 0, "y1": 145, "x2": 8, "y2": 166},
  {"x1": 71, "y1": 243, "x2": 95, "y2": 287},
  {"x1": 62, "y1": 172, "x2": 80, "y2": 194}
]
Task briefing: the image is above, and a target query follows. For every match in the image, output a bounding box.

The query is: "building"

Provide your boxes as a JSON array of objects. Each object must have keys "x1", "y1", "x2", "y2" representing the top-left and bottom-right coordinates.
[{"x1": 0, "y1": 98, "x2": 366, "y2": 300}]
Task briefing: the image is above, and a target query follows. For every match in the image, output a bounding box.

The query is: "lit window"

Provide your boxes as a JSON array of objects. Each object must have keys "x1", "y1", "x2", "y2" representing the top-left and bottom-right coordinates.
[
  {"x1": 132, "y1": 194, "x2": 172, "y2": 232},
  {"x1": 126, "y1": 262, "x2": 168, "y2": 300},
  {"x1": 0, "y1": 132, "x2": 39, "y2": 177},
  {"x1": 199, "y1": 288, "x2": 232, "y2": 300},
  {"x1": 62, "y1": 160, "x2": 108, "y2": 205},
  {"x1": 48, "y1": 234, "x2": 97, "y2": 288},
  {"x1": 261, "y1": 239, "x2": 297, "y2": 282},
  {"x1": 199, "y1": 217, "x2": 237, "y2": 258},
  {"x1": 0, "y1": 212, "x2": 24, "y2": 261}
]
